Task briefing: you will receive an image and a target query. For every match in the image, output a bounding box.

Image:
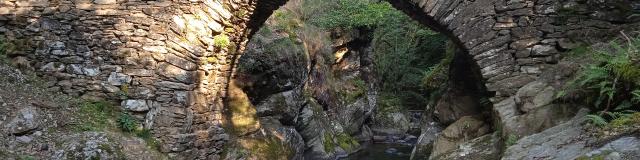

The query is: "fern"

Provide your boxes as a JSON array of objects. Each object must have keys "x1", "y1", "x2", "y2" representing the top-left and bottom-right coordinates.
[
  {"x1": 117, "y1": 113, "x2": 138, "y2": 132},
  {"x1": 632, "y1": 90, "x2": 640, "y2": 103},
  {"x1": 561, "y1": 34, "x2": 640, "y2": 126},
  {"x1": 587, "y1": 114, "x2": 608, "y2": 127}
]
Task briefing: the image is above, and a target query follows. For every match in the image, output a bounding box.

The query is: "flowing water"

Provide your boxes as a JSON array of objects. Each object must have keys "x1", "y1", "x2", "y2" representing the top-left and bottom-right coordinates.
[{"x1": 341, "y1": 143, "x2": 413, "y2": 160}]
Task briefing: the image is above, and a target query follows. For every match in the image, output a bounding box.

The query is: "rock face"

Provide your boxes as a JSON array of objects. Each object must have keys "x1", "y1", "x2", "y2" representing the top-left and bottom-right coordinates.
[
  {"x1": 1, "y1": 0, "x2": 639, "y2": 158},
  {"x1": 432, "y1": 133, "x2": 501, "y2": 160},
  {"x1": 371, "y1": 112, "x2": 410, "y2": 135},
  {"x1": 433, "y1": 90, "x2": 482, "y2": 125},
  {"x1": 227, "y1": 18, "x2": 377, "y2": 159},
  {"x1": 502, "y1": 109, "x2": 590, "y2": 160},
  {"x1": 581, "y1": 137, "x2": 640, "y2": 160},
  {"x1": 410, "y1": 122, "x2": 443, "y2": 160},
  {"x1": 429, "y1": 116, "x2": 491, "y2": 159}
]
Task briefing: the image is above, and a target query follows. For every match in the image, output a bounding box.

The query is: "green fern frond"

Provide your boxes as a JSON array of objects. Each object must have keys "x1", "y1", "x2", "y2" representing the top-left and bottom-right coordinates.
[
  {"x1": 632, "y1": 90, "x2": 640, "y2": 103},
  {"x1": 587, "y1": 114, "x2": 608, "y2": 127}
]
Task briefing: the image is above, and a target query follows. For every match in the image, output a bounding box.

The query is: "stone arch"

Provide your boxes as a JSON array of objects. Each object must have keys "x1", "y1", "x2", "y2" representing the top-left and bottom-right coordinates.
[
  {"x1": 1, "y1": 0, "x2": 637, "y2": 159},
  {"x1": 244, "y1": 0, "x2": 526, "y2": 103}
]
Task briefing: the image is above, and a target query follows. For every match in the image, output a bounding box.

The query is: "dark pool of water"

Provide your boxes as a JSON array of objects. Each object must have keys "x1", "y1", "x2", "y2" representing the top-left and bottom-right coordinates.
[{"x1": 340, "y1": 143, "x2": 413, "y2": 160}]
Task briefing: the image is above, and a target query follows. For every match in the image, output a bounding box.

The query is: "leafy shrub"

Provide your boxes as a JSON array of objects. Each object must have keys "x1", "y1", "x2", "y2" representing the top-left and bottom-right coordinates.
[
  {"x1": 313, "y1": 0, "x2": 395, "y2": 29},
  {"x1": 117, "y1": 113, "x2": 138, "y2": 132},
  {"x1": 560, "y1": 34, "x2": 640, "y2": 125}
]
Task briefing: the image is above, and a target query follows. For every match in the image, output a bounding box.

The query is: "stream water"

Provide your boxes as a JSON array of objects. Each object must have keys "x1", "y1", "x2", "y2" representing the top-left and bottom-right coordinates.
[{"x1": 341, "y1": 143, "x2": 413, "y2": 160}]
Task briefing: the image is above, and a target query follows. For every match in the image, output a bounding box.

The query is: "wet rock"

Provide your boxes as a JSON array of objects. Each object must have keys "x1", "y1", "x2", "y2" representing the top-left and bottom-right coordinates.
[
  {"x1": 4, "y1": 107, "x2": 40, "y2": 135},
  {"x1": 410, "y1": 122, "x2": 443, "y2": 160},
  {"x1": 385, "y1": 148, "x2": 398, "y2": 154}
]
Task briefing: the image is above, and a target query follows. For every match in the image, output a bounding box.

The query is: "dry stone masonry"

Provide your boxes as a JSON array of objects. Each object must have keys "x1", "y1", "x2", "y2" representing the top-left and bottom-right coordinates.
[
  {"x1": 0, "y1": 0, "x2": 261, "y2": 159},
  {"x1": 1, "y1": 0, "x2": 639, "y2": 159}
]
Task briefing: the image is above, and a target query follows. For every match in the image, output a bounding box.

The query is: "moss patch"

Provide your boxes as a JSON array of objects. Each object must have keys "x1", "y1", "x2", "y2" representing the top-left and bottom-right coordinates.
[
  {"x1": 230, "y1": 137, "x2": 293, "y2": 160},
  {"x1": 322, "y1": 132, "x2": 359, "y2": 153},
  {"x1": 323, "y1": 132, "x2": 336, "y2": 153},
  {"x1": 225, "y1": 80, "x2": 261, "y2": 136},
  {"x1": 72, "y1": 100, "x2": 118, "y2": 132}
]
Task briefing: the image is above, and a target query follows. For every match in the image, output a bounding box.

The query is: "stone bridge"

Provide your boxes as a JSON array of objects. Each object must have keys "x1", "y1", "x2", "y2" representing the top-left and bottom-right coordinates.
[{"x1": 0, "y1": 0, "x2": 638, "y2": 159}]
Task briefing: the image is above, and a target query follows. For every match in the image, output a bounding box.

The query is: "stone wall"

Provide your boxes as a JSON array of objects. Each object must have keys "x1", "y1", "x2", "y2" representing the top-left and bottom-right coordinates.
[
  {"x1": 1, "y1": 0, "x2": 639, "y2": 159},
  {"x1": 0, "y1": 0, "x2": 261, "y2": 159}
]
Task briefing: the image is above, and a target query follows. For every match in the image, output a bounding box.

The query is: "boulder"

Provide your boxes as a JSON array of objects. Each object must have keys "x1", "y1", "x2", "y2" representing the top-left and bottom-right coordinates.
[
  {"x1": 493, "y1": 97, "x2": 579, "y2": 138},
  {"x1": 515, "y1": 81, "x2": 556, "y2": 113},
  {"x1": 502, "y1": 109, "x2": 590, "y2": 160},
  {"x1": 429, "y1": 116, "x2": 491, "y2": 159},
  {"x1": 433, "y1": 89, "x2": 482, "y2": 125},
  {"x1": 410, "y1": 122, "x2": 443, "y2": 160},
  {"x1": 431, "y1": 133, "x2": 500, "y2": 160},
  {"x1": 337, "y1": 98, "x2": 374, "y2": 135},
  {"x1": 371, "y1": 112, "x2": 410, "y2": 135},
  {"x1": 4, "y1": 107, "x2": 40, "y2": 135},
  {"x1": 255, "y1": 89, "x2": 306, "y2": 123},
  {"x1": 259, "y1": 117, "x2": 306, "y2": 160},
  {"x1": 295, "y1": 99, "x2": 343, "y2": 160}
]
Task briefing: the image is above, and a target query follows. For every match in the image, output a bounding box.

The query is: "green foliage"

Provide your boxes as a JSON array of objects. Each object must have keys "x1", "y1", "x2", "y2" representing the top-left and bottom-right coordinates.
[
  {"x1": 560, "y1": 35, "x2": 640, "y2": 125},
  {"x1": 313, "y1": 0, "x2": 395, "y2": 29},
  {"x1": 313, "y1": 0, "x2": 449, "y2": 109},
  {"x1": 272, "y1": 10, "x2": 302, "y2": 37},
  {"x1": 214, "y1": 34, "x2": 231, "y2": 48},
  {"x1": 117, "y1": 113, "x2": 138, "y2": 132},
  {"x1": 587, "y1": 114, "x2": 609, "y2": 127}
]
